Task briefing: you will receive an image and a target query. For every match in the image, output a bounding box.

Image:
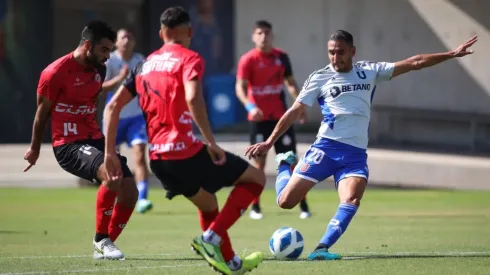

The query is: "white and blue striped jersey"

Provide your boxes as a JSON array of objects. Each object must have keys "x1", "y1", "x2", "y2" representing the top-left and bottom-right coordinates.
[
  {"x1": 297, "y1": 61, "x2": 395, "y2": 149},
  {"x1": 104, "y1": 51, "x2": 146, "y2": 119}
]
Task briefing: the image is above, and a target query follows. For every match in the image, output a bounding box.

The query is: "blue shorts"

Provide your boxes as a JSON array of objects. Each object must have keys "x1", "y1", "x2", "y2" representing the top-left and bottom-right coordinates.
[
  {"x1": 293, "y1": 137, "x2": 368, "y2": 187},
  {"x1": 108, "y1": 115, "x2": 148, "y2": 147}
]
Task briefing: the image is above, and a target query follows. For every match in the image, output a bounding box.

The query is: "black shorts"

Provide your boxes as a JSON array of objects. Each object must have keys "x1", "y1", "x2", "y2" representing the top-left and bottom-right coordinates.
[
  {"x1": 150, "y1": 146, "x2": 249, "y2": 199},
  {"x1": 250, "y1": 121, "x2": 297, "y2": 154},
  {"x1": 53, "y1": 138, "x2": 133, "y2": 184}
]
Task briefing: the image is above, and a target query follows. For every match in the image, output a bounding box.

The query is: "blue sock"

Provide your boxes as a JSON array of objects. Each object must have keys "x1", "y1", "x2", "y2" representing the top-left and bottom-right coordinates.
[
  {"x1": 275, "y1": 164, "x2": 291, "y2": 204},
  {"x1": 137, "y1": 180, "x2": 149, "y2": 200},
  {"x1": 318, "y1": 203, "x2": 358, "y2": 249}
]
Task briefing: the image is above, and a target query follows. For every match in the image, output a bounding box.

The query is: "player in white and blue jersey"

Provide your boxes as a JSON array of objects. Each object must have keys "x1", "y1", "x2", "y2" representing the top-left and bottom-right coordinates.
[
  {"x1": 102, "y1": 29, "x2": 152, "y2": 214},
  {"x1": 246, "y1": 30, "x2": 478, "y2": 260}
]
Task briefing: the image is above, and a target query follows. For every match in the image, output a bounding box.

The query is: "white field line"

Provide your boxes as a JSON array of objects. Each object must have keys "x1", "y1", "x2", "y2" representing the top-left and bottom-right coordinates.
[
  {"x1": 1, "y1": 251, "x2": 489, "y2": 260},
  {"x1": 0, "y1": 251, "x2": 489, "y2": 275}
]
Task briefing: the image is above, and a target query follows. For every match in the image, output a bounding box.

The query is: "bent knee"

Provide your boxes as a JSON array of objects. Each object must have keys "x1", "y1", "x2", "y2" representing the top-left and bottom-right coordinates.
[
  {"x1": 240, "y1": 165, "x2": 266, "y2": 186},
  {"x1": 341, "y1": 196, "x2": 362, "y2": 207},
  {"x1": 278, "y1": 199, "x2": 296, "y2": 210},
  {"x1": 277, "y1": 194, "x2": 297, "y2": 209},
  {"x1": 103, "y1": 178, "x2": 123, "y2": 190}
]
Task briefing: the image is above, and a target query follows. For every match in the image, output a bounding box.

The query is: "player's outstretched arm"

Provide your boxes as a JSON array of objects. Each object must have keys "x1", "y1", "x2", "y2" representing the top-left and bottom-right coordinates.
[
  {"x1": 267, "y1": 101, "x2": 305, "y2": 145},
  {"x1": 245, "y1": 101, "x2": 305, "y2": 159},
  {"x1": 30, "y1": 95, "x2": 53, "y2": 151},
  {"x1": 103, "y1": 85, "x2": 133, "y2": 180},
  {"x1": 104, "y1": 86, "x2": 133, "y2": 154},
  {"x1": 23, "y1": 94, "x2": 53, "y2": 172},
  {"x1": 392, "y1": 35, "x2": 477, "y2": 78}
]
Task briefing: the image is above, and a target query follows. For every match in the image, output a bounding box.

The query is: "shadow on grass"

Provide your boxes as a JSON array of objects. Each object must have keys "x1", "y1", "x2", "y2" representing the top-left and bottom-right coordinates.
[{"x1": 0, "y1": 230, "x2": 27, "y2": 234}]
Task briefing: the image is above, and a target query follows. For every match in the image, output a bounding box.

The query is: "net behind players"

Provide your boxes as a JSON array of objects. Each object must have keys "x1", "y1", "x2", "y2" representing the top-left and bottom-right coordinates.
[
  {"x1": 246, "y1": 30, "x2": 478, "y2": 260},
  {"x1": 103, "y1": 7, "x2": 266, "y2": 274},
  {"x1": 23, "y1": 21, "x2": 139, "y2": 260}
]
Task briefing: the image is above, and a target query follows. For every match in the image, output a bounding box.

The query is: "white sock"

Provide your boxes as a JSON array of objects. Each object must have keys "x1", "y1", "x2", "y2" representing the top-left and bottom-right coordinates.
[
  {"x1": 227, "y1": 255, "x2": 242, "y2": 271},
  {"x1": 202, "y1": 229, "x2": 222, "y2": 246}
]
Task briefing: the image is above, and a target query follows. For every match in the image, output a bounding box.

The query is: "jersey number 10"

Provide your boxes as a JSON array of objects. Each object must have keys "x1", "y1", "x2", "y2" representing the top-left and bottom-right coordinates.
[{"x1": 63, "y1": 122, "x2": 78, "y2": 136}]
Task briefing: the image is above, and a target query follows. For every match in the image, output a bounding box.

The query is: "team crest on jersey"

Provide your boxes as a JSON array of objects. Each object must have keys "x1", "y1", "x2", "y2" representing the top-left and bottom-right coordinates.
[
  {"x1": 275, "y1": 59, "x2": 281, "y2": 66},
  {"x1": 299, "y1": 163, "x2": 309, "y2": 172},
  {"x1": 94, "y1": 73, "x2": 101, "y2": 83}
]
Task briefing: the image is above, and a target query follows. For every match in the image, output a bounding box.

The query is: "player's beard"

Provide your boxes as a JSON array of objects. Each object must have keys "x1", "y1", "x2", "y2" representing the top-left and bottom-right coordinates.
[{"x1": 87, "y1": 49, "x2": 107, "y2": 70}]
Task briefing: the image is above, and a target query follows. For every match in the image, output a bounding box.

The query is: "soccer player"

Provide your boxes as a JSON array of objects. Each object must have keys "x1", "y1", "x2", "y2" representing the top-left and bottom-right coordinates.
[
  {"x1": 102, "y1": 29, "x2": 152, "y2": 214},
  {"x1": 104, "y1": 7, "x2": 265, "y2": 274},
  {"x1": 236, "y1": 20, "x2": 311, "y2": 220},
  {"x1": 246, "y1": 30, "x2": 478, "y2": 260},
  {"x1": 23, "y1": 21, "x2": 138, "y2": 260}
]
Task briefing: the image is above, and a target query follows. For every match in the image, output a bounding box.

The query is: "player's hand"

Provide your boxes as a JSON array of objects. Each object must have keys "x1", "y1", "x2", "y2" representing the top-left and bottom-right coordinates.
[
  {"x1": 245, "y1": 142, "x2": 272, "y2": 160},
  {"x1": 299, "y1": 110, "x2": 307, "y2": 124},
  {"x1": 23, "y1": 148, "x2": 40, "y2": 172},
  {"x1": 118, "y1": 64, "x2": 129, "y2": 79},
  {"x1": 249, "y1": 108, "x2": 264, "y2": 121},
  {"x1": 207, "y1": 143, "x2": 227, "y2": 165},
  {"x1": 103, "y1": 154, "x2": 123, "y2": 181},
  {"x1": 452, "y1": 35, "x2": 478, "y2": 57}
]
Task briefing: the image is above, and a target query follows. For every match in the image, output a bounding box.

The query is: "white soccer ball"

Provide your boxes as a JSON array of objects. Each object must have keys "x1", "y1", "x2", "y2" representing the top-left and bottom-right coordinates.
[{"x1": 269, "y1": 227, "x2": 304, "y2": 260}]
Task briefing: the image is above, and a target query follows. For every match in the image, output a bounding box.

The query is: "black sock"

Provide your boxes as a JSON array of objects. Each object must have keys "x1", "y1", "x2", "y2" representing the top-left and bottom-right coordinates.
[
  {"x1": 95, "y1": 233, "x2": 110, "y2": 242},
  {"x1": 252, "y1": 203, "x2": 261, "y2": 213},
  {"x1": 299, "y1": 199, "x2": 309, "y2": 212}
]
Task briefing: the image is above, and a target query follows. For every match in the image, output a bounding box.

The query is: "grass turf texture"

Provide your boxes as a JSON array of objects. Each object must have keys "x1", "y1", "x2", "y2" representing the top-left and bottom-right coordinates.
[{"x1": 0, "y1": 188, "x2": 489, "y2": 275}]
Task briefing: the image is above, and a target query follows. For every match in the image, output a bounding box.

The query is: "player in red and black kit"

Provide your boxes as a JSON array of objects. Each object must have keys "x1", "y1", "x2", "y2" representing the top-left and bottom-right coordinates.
[
  {"x1": 236, "y1": 20, "x2": 311, "y2": 220},
  {"x1": 104, "y1": 7, "x2": 266, "y2": 274},
  {"x1": 23, "y1": 21, "x2": 137, "y2": 260}
]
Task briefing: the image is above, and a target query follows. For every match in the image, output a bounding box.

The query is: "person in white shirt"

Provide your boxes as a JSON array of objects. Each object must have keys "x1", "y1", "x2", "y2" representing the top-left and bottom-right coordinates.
[
  {"x1": 102, "y1": 29, "x2": 152, "y2": 214},
  {"x1": 245, "y1": 30, "x2": 477, "y2": 261}
]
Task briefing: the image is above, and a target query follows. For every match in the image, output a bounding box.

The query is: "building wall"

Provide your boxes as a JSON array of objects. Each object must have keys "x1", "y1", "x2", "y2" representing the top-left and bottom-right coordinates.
[{"x1": 235, "y1": 0, "x2": 490, "y2": 151}]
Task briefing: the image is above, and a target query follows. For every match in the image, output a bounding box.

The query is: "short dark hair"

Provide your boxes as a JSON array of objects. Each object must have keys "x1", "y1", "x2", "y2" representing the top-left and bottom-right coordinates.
[
  {"x1": 329, "y1": 30, "x2": 354, "y2": 46},
  {"x1": 254, "y1": 20, "x2": 272, "y2": 30},
  {"x1": 79, "y1": 20, "x2": 117, "y2": 46},
  {"x1": 160, "y1": 6, "x2": 190, "y2": 28}
]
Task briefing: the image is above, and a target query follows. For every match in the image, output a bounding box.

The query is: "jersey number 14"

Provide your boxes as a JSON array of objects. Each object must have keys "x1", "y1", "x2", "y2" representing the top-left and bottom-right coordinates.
[{"x1": 63, "y1": 122, "x2": 78, "y2": 136}]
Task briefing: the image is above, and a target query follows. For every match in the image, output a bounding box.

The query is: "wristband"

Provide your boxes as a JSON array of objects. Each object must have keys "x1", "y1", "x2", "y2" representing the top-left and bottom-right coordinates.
[{"x1": 245, "y1": 103, "x2": 257, "y2": 112}]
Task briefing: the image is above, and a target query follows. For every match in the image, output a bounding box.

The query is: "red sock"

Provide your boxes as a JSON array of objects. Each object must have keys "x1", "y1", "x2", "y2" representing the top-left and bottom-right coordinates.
[
  {"x1": 199, "y1": 210, "x2": 235, "y2": 261},
  {"x1": 252, "y1": 196, "x2": 260, "y2": 205},
  {"x1": 96, "y1": 185, "x2": 117, "y2": 235},
  {"x1": 209, "y1": 183, "x2": 264, "y2": 237},
  {"x1": 109, "y1": 202, "x2": 134, "y2": 242}
]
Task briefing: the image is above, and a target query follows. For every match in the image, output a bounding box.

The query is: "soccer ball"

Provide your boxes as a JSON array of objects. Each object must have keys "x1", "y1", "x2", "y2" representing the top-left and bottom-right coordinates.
[{"x1": 269, "y1": 227, "x2": 304, "y2": 260}]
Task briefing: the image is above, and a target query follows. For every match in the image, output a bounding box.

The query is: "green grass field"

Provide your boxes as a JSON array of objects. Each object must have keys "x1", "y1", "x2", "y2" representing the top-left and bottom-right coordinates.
[{"x1": 1, "y1": 188, "x2": 490, "y2": 275}]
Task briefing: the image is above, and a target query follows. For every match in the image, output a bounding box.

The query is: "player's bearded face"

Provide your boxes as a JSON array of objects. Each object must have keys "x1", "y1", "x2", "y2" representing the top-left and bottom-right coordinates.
[
  {"x1": 87, "y1": 48, "x2": 105, "y2": 67},
  {"x1": 87, "y1": 39, "x2": 113, "y2": 67},
  {"x1": 328, "y1": 40, "x2": 354, "y2": 72}
]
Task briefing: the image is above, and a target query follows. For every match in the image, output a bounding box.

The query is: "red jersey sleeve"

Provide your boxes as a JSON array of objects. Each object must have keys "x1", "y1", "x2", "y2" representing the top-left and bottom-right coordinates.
[
  {"x1": 36, "y1": 69, "x2": 62, "y2": 101},
  {"x1": 236, "y1": 54, "x2": 252, "y2": 80},
  {"x1": 183, "y1": 54, "x2": 205, "y2": 82}
]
